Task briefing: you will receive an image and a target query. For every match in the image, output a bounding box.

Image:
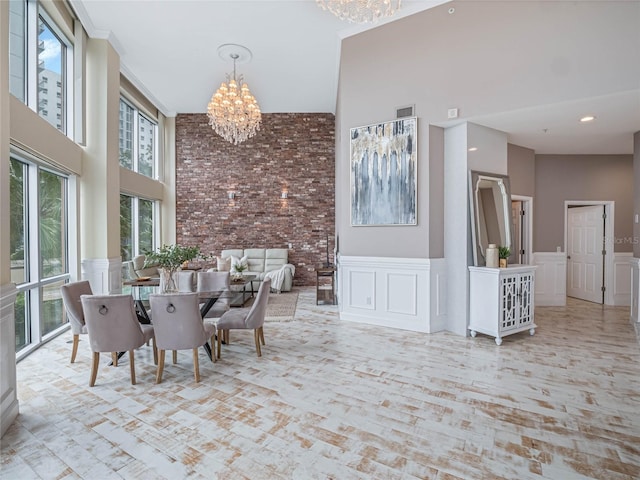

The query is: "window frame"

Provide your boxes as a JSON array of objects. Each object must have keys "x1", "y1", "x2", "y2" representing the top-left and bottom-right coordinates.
[
  {"x1": 10, "y1": 150, "x2": 75, "y2": 361},
  {"x1": 11, "y1": 0, "x2": 74, "y2": 137},
  {"x1": 119, "y1": 96, "x2": 158, "y2": 179},
  {"x1": 120, "y1": 193, "x2": 159, "y2": 264}
]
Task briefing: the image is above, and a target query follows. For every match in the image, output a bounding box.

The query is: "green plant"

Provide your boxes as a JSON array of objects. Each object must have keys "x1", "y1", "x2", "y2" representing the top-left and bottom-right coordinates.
[
  {"x1": 498, "y1": 246, "x2": 511, "y2": 259},
  {"x1": 144, "y1": 244, "x2": 201, "y2": 271}
]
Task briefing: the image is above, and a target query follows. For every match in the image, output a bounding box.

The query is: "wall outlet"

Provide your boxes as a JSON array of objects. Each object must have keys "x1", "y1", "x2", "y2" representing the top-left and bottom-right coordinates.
[
  {"x1": 288, "y1": 243, "x2": 292, "y2": 249},
  {"x1": 556, "y1": 246, "x2": 561, "y2": 253},
  {"x1": 447, "y1": 108, "x2": 459, "y2": 119}
]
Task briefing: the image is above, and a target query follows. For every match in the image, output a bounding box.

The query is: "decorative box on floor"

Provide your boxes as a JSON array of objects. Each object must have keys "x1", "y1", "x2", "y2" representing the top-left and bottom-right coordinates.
[{"x1": 468, "y1": 265, "x2": 537, "y2": 345}]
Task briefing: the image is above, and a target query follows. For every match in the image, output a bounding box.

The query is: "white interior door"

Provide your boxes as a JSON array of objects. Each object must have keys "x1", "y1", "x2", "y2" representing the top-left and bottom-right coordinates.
[{"x1": 567, "y1": 205, "x2": 604, "y2": 303}]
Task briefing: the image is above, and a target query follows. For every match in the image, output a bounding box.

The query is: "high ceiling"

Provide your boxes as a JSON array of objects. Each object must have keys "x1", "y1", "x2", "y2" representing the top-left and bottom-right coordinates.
[{"x1": 70, "y1": 0, "x2": 640, "y2": 155}]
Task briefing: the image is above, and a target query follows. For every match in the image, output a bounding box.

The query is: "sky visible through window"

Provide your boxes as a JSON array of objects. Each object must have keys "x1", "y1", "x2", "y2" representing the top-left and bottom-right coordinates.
[{"x1": 39, "y1": 22, "x2": 61, "y2": 74}]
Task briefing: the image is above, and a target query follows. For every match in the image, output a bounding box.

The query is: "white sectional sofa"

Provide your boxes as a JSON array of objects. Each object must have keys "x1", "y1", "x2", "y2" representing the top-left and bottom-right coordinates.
[{"x1": 221, "y1": 248, "x2": 294, "y2": 292}]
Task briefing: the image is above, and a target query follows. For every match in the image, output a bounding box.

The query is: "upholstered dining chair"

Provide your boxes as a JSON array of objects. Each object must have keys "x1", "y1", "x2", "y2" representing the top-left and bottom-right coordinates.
[
  {"x1": 159, "y1": 270, "x2": 195, "y2": 293},
  {"x1": 60, "y1": 280, "x2": 93, "y2": 363},
  {"x1": 216, "y1": 277, "x2": 271, "y2": 359},
  {"x1": 196, "y1": 271, "x2": 231, "y2": 320},
  {"x1": 80, "y1": 294, "x2": 156, "y2": 387},
  {"x1": 149, "y1": 292, "x2": 216, "y2": 383}
]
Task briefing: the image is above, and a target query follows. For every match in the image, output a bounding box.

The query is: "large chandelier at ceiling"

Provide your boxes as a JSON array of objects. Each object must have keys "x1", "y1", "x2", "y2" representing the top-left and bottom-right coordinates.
[
  {"x1": 316, "y1": 0, "x2": 402, "y2": 24},
  {"x1": 207, "y1": 44, "x2": 262, "y2": 145}
]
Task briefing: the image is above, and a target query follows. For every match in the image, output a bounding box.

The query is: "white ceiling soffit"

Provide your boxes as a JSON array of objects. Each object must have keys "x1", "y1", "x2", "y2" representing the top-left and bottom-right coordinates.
[{"x1": 69, "y1": 0, "x2": 640, "y2": 155}]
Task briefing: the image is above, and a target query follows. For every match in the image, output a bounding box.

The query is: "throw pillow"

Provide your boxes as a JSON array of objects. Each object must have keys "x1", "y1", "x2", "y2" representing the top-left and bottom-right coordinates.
[
  {"x1": 231, "y1": 255, "x2": 248, "y2": 273},
  {"x1": 216, "y1": 256, "x2": 231, "y2": 272}
]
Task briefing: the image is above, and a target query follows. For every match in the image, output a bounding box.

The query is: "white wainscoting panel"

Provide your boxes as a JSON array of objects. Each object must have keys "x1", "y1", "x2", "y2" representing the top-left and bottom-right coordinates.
[
  {"x1": 339, "y1": 256, "x2": 446, "y2": 333},
  {"x1": 348, "y1": 270, "x2": 376, "y2": 310},
  {"x1": 532, "y1": 252, "x2": 566, "y2": 306},
  {"x1": 1, "y1": 283, "x2": 19, "y2": 437},
  {"x1": 81, "y1": 257, "x2": 123, "y2": 294},
  {"x1": 612, "y1": 253, "x2": 632, "y2": 306},
  {"x1": 630, "y1": 258, "x2": 640, "y2": 322}
]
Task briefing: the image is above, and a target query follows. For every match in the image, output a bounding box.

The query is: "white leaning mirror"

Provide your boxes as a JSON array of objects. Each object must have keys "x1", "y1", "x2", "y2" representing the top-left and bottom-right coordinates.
[{"x1": 469, "y1": 170, "x2": 512, "y2": 267}]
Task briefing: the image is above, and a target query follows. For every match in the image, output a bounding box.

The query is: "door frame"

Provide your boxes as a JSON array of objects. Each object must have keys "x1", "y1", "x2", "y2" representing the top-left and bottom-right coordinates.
[
  {"x1": 564, "y1": 200, "x2": 615, "y2": 305},
  {"x1": 511, "y1": 195, "x2": 533, "y2": 265}
]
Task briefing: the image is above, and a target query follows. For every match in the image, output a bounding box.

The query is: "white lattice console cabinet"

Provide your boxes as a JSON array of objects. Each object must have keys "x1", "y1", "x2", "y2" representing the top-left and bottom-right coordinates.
[{"x1": 468, "y1": 265, "x2": 537, "y2": 345}]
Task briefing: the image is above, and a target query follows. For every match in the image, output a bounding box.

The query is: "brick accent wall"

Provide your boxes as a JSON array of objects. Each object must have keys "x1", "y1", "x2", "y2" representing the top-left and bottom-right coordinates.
[{"x1": 175, "y1": 113, "x2": 335, "y2": 286}]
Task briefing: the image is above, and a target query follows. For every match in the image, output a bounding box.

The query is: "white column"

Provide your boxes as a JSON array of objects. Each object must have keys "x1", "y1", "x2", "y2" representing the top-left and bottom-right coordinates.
[
  {"x1": 0, "y1": 1, "x2": 19, "y2": 438},
  {"x1": 81, "y1": 38, "x2": 122, "y2": 293}
]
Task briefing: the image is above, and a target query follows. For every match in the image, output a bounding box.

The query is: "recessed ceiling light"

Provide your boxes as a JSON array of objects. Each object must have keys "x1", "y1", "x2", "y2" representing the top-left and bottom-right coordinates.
[
  {"x1": 468, "y1": 147, "x2": 478, "y2": 152},
  {"x1": 580, "y1": 115, "x2": 596, "y2": 123}
]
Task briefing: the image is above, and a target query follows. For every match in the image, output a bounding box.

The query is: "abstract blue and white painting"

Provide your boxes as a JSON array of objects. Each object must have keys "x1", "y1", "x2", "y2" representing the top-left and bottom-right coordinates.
[{"x1": 350, "y1": 117, "x2": 417, "y2": 226}]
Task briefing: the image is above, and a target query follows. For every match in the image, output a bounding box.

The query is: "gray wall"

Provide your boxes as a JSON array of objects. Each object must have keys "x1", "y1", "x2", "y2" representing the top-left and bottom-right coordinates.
[
  {"x1": 336, "y1": 1, "x2": 639, "y2": 258},
  {"x1": 429, "y1": 125, "x2": 445, "y2": 257},
  {"x1": 508, "y1": 143, "x2": 535, "y2": 197},
  {"x1": 635, "y1": 132, "x2": 640, "y2": 257},
  {"x1": 534, "y1": 155, "x2": 634, "y2": 252}
]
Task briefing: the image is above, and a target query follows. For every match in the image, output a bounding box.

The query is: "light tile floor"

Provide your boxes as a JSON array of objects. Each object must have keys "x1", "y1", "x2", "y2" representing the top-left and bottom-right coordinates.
[{"x1": 1, "y1": 288, "x2": 639, "y2": 479}]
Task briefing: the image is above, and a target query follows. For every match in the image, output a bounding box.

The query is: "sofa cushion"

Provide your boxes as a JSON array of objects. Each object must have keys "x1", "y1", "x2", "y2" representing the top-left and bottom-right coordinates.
[
  {"x1": 265, "y1": 248, "x2": 288, "y2": 272},
  {"x1": 221, "y1": 249, "x2": 244, "y2": 259},
  {"x1": 216, "y1": 256, "x2": 231, "y2": 272},
  {"x1": 244, "y1": 248, "x2": 266, "y2": 273}
]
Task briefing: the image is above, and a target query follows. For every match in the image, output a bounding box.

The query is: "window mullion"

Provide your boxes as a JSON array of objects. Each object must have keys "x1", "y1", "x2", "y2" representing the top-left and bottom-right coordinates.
[
  {"x1": 27, "y1": 164, "x2": 42, "y2": 343},
  {"x1": 133, "y1": 197, "x2": 140, "y2": 257},
  {"x1": 133, "y1": 111, "x2": 140, "y2": 172},
  {"x1": 26, "y1": 0, "x2": 38, "y2": 110}
]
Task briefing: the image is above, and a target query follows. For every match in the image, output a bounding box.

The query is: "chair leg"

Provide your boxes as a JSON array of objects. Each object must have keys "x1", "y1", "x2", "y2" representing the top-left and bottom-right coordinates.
[
  {"x1": 70, "y1": 334, "x2": 79, "y2": 363},
  {"x1": 156, "y1": 349, "x2": 165, "y2": 384},
  {"x1": 259, "y1": 326, "x2": 265, "y2": 345},
  {"x1": 210, "y1": 335, "x2": 216, "y2": 363},
  {"x1": 217, "y1": 331, "x2": 222, "y2": 359},
  {"x1": 112, "y1": 352, "x2": 118, "y2": 367},
  {"x1": 129, "y1": 350, "x2": 136, "y2": 385},
  {"x1": 89, "y1": 352, "x2": 100, "y2": 387},
  {"x1": 192, "y1": 348, "x2": 200, "y2": 383},
  {"x1": 172, "y1": 350, "x2": 177, "y2": 364},
  {"x1": 152, "y1": 337, "x2": 158, "y2": 365},
  {"x1": 254, "y1": 329, "x2": 262, "y2": 357}
]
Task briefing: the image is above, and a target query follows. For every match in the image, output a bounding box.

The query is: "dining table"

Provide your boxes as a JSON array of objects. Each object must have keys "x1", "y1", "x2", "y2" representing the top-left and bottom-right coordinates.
[{"x1": 122, "y1": 277, "x2": 232, "y2": 361}]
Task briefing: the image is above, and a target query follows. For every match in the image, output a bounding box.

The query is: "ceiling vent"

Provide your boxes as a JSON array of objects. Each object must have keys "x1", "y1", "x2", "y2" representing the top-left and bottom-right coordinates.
[{"x1": 396, "y1": 105, "x2": 414, "y2": 118}]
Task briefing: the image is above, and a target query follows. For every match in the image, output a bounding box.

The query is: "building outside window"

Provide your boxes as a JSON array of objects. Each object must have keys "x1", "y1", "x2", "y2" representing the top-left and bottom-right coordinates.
[
  {"x1": 8, "y1": 0, "x2": 73, "y2": 136},
  {"x1": 119, "y1": 98, "x2": 157, "y2": 179}
]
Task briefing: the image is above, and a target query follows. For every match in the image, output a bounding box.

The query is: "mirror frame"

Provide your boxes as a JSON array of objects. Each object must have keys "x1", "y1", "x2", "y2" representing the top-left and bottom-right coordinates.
[{"x1": 468, "y1": 170, "x2": 513, "y2": 267}]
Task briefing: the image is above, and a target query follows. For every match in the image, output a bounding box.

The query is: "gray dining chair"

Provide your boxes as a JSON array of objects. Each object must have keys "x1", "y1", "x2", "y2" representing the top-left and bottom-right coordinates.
[
  {"x1": 159, "y1": 270, "x2": 195, "y2": 293},
  {"x1": 216, "y1": 278, "x2": 271, "y2": 359},
  {"x1": 148, "y1": 292, "x2": 216, "y2": 383},
  {"x1": 197, "y1": 271, "x2": 231, "y2": 320},
  {"x1": 61, "y1": 280, "x2": 93, "y2": 363},
  {"x1": 80, "y1": 294, "x2": 156, "y2": 386}
]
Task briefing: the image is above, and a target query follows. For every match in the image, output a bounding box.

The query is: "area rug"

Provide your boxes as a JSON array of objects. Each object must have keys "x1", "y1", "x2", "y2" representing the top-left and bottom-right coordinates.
[{"x1": 264, "y1": 291, "x2": 299, "y2": 322}]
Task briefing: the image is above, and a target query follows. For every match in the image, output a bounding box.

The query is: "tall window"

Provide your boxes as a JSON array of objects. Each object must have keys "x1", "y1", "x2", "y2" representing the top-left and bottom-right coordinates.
[
  {"x1": 10, "y1": 155, "x2": 71, "y2": 356},
  {"x1": 8, "y1": 0, "x2": 26, "y2": 101},
  {"x1": 119, "y1": 98, "x2": 157, "y2": 179},
  {"x1": 8, "y1": 0, "x2": 73, "y2": 136},
  {"x1": 37, "y1": 14, "x2": 66, "y2": 131},
  {"x1": 120, "y1": 194, "x2": 156, "y2": 262}
]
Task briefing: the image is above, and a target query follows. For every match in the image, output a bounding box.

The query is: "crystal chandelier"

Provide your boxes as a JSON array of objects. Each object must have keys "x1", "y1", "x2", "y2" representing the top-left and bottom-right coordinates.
[
  {"x1": 207, "y1": 45, "x2": 261, "y2": 145},
  {"x1": 316, "y1": 0, "x2": 402, "y2": 24}
]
